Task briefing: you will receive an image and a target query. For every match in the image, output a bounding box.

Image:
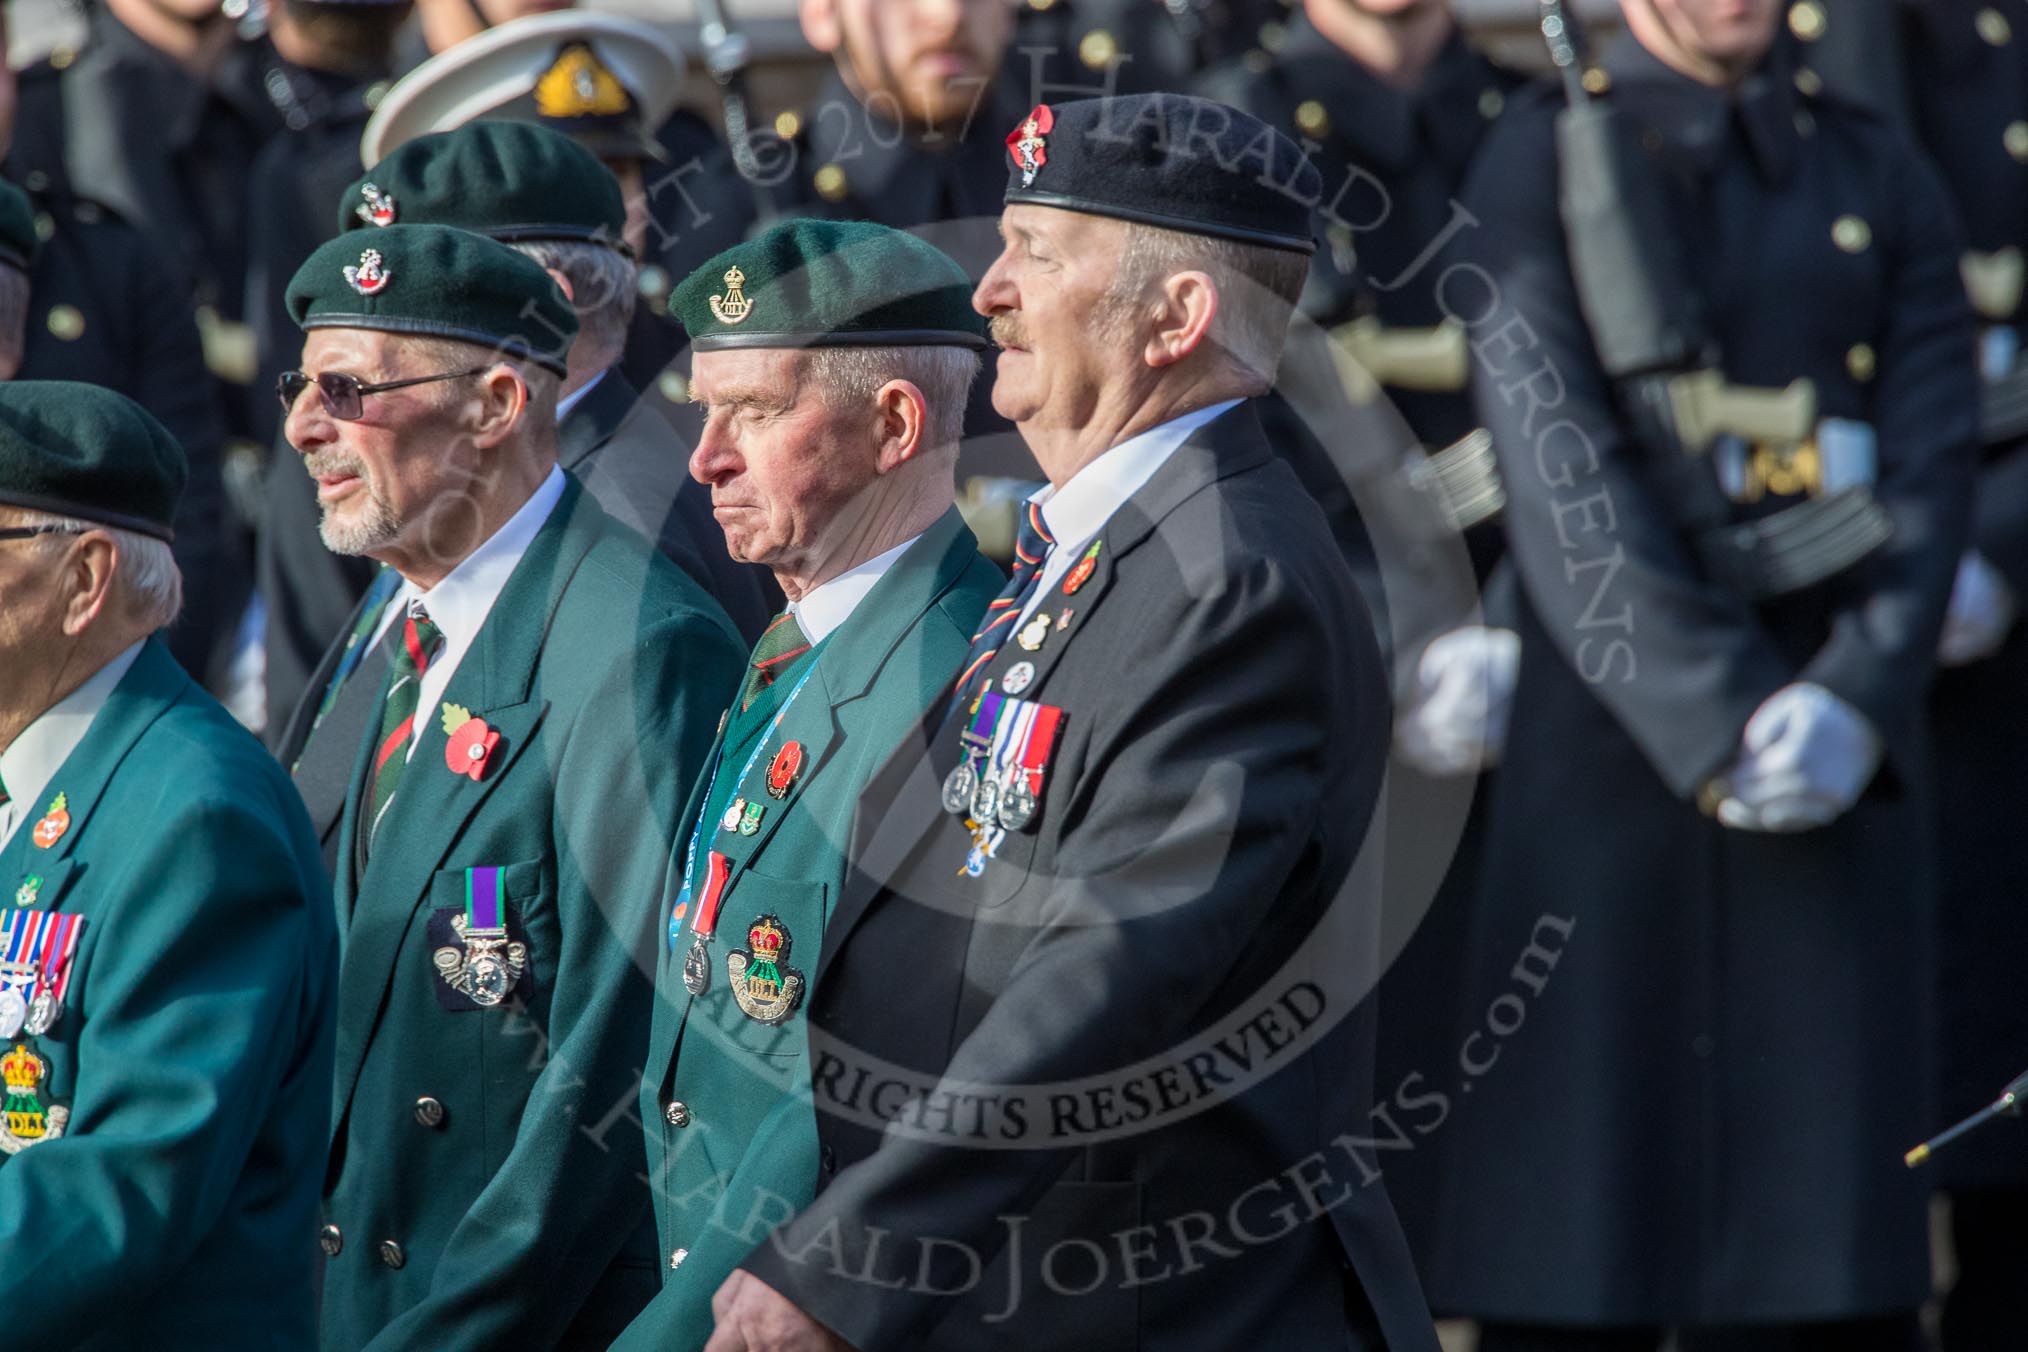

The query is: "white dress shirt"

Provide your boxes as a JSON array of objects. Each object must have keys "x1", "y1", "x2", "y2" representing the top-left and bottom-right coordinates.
[
  {"x1": 787, "y1": 532, "x2": 924, "y2": 644},
  {"x1": 369, "y1": 466, "x2": 568, "y2": 757},
  {"x1": 1014, "y1": 399, "x2": 1242, "y2": 628},
  {"x1": 0, "y1": 641, "x2": 144, "y2": 850}
]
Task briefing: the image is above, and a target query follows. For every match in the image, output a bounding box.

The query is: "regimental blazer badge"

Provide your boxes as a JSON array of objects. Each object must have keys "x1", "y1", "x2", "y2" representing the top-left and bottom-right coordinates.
[
  {"x1": 0, "y1": 1041, "x2": 67, "y2": 1153},
  {"x1": 726, "y1": 914, "x2": 804, "y2": 1025}
]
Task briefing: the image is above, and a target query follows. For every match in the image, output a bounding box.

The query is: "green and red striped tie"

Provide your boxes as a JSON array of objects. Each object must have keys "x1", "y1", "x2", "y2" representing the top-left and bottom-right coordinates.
[
  {"x1": 740, "y1": 611, "x2": 813, "y2": 712},
  {"x1": 365, "y1": 602, "x2": 444, "y2": 856}
]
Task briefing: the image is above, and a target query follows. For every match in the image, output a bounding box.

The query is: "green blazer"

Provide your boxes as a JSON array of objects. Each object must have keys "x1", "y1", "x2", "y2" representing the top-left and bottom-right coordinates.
[
  {"x1": 0, "y1": 639, "x2": 335, "y2": 1350},
  {"x1": 612, "y1": 511, "x2": 999, "y2": 1352},
  {"x1": 319, "y1": 478, "x2": 746, "y2": 1351}
]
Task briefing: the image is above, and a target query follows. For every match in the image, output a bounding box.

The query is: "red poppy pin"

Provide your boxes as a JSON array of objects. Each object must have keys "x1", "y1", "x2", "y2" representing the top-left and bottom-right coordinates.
[
  {"x1": 1008, "y1": 105, "x2": 1053, "y2": 188},
  {"x1": 30, "y1": 793, "x2": 69, "y2": 850},
  {"x1": 441, "y1": 703, "x2": 500, "y2": 781},
  {"x1": 1062, "y1": 540, "x2": 1102, "y2": 596},
  {"x1": 767, "y1": 741, "x2": 805, "y2": 800}
]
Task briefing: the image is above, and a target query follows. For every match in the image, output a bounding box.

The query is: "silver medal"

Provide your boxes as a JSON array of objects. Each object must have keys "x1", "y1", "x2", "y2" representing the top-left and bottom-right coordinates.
[
  {"x1": 22, "y1": 990, "x2": 58, "y2": 1036},
  {"x1": 941, "y1": 760, "x2": 979, "y2": 816},
  {"x1": 0, "y1": 989, "x2": 25, "y2": 1040},
  {"x1": 970, "y1": 775, "x2": 1002, "y2": 825},
  {"x1": 682, "y1": 937, "x2": 712, "y2": 996},
  {"x1": 997, "y1": 780, "x2": 1038, "y2": 832}
]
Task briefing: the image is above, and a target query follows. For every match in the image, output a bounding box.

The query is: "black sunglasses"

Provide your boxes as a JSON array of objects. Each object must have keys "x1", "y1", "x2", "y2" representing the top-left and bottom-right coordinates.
[
  {"x1": 0, "y1": 525, "x2": 86, "y2": 545},
  {"x1": 277, "y1": 366, "x2": 492, "y2": 421}
]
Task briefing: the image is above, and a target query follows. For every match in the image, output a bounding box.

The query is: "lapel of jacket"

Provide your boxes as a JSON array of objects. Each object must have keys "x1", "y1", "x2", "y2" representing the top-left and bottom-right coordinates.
[
  {"x1": 818, "y1": 404, "x2": 1274, "y2": 978},
  {"x1": 646, "y1": 512, "x2": 982, "y2": 1077},
  {"x1": 0, "y1": 641, "x2": 186, "y2": 913},
  {"x1": 329, "y1": 481, "x2": 601, "y2": 1134},
  {"x1": 276, "y1": 567, "x2": 400, "y2": 770},
  {"x1": 555, "y1": 370, "x2": 635, "y2": 475}
]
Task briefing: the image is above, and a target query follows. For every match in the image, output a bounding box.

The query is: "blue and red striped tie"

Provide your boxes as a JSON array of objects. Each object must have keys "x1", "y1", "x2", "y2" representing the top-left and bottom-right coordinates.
[{"x1": 945, "y1": 502, "x2": 1054, "y2": 722}]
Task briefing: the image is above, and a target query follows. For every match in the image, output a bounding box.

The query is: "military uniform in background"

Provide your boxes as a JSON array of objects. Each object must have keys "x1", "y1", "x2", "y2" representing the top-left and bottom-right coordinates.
[
  {"x1": 1016, "y1": 0, "x2": 1294, "y2": 99},
  {"x1": 10, "y1": 180, "x2": 232, "y2": 685},
  {"x1": 1200, "y1": 14, "x2": 1524, "y2": 1268},
  {"x1": 1429, "y1": 34, "x2": 1975, "y2": 1348},
  {"x1": 1900, "y1": 2, "x2": 2028, "y2": 1346}
]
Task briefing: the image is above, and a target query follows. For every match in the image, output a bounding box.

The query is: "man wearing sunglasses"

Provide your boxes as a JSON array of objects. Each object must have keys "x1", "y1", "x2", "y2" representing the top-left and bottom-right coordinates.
[
  {"x1": 0, "y1": 380, "x2": 335, "y2": 1348},
  {"x1": 281, "y1": 222, "x2": 745, "y2": 1349}
]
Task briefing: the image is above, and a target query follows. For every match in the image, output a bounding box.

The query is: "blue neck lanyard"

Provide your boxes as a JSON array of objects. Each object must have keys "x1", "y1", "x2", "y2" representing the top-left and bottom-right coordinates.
[{"x1": 669, "y1": 662, "x2": 820, "y2": 952}]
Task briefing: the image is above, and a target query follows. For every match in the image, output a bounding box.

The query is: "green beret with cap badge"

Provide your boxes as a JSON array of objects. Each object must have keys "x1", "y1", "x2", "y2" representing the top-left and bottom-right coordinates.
[
  {"x1": 671, "y1": 218, "x2": 989, "y2": 353},
  {"x1": 285, "y1": 223, "x2": 578, "y2": 376}
]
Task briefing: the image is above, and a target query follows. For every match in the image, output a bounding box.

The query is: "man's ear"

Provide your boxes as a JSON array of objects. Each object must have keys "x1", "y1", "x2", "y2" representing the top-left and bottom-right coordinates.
[
  {"x1": 545, "y1": 267, "x2": 577, "y2": 306},
  {"x1": 799, "y1": 0, "x2": 843, "y2": 53},
  {"x1": 1143, "y1": 270, "x2": 1219, "y2": 369},
  {"x1": 469, "y1": 365, "x2": 530, "y2": 450},
  {"x1": 872, "y1": 378, "x2": 928, "y2": 474},
  {"x1": 58, "y1": 532, "x2": 118, "y2": 638}
]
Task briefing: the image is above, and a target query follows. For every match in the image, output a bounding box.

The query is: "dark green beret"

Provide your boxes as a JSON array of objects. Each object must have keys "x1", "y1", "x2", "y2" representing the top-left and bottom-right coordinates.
[
  {"x1": 286, "y1": 223, "x2": 578, "y2": 376},
  {"x1": 672, "y1": 219, "x2": 989, "y2": 354},
  {"x1": 1002, "y1": 94, "x2": 1319, "y2": 254},
  {"x1": 338, "y1": 120, "x2": 627, "y2": 250},
  {"x1": 0, "y1": 382, "x2": 185, "y2": 542},
  {"x1": 0, "y1": 179, "x2": 38, "y2": 274}
]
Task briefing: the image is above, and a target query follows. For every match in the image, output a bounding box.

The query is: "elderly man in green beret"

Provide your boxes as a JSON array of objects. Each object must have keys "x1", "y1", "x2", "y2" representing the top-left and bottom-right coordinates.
[
  {"x1": 609, "y1": 219, "x2": 1001, "y2": 1352},
  {"x1": 281, "y1": 222, "x2": 745, "y2": 1350},
  {"x1": 273, "y1": 122, "x2": 776, "y2": 875},
  {"x1": 0, "y1": 381, "x2": 335, "y2": 1348}
]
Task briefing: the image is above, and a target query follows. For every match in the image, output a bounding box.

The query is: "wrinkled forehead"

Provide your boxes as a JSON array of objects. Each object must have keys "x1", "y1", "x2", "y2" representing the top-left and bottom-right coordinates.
[{"x1": 690, "y1": 347, "x2": 811, "y2": 402}]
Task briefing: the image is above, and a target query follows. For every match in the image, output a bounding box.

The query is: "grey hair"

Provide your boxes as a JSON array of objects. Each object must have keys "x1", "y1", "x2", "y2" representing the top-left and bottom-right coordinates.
[
  {"x1": 21, "y1": 511, "x2": 183, "y2": 632},
  {"x1": 1101, "y1": 222, "x2": 1310, "y2": 387},
  {"x1": 405, "y1": 336, "x2": 561, "y2": 430},
  {"x1": 804, "y1": 345, "x2": 982, "y2": 455},
  {"x1": 506, "y1": 238, "x2": 638, "y2": 370}
]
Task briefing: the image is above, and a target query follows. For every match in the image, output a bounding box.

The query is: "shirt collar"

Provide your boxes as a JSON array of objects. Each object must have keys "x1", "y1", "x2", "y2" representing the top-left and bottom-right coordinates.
[
  {"x1": 1030, "y1": 400, "x2": 1242, "y2": 552},
  {"x1": 1602, "y1": 34, "x2": 1801, "y2": 185},
  {"x1": 0, "y1": 641, "x2": 145, "y2": 847},
  {"x1": 388, "y1": 466, "x2": 568, "y2": 651},
  {"x1": 787, "y1": 531, "x2": 923, "y2": 644},
  {"x1": 556, "y1": 369, "x2": 606, "y2": 423}
]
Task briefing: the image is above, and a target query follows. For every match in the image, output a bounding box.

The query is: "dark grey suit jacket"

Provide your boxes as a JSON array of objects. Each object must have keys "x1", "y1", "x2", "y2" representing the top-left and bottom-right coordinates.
[{"x1": 742, "y1": 403, "x2": 1438, "y2": 1351}]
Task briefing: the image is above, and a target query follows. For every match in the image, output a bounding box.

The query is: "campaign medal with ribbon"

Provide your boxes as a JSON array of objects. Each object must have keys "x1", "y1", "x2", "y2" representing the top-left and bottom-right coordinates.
[
  {"x1": 727, "y1": 914, "x2": 805, "y2": 1025},
  {"x1": 676, "y1": 851, "x2": 732, "y2": 997},
  {"x1": 22, "y1": 912, "x2": 81, "y2": 1037},
  {"x1": 0, "y1": 910, "x2": 79, "y2": 1040},
  {"x1": 432, "y1": 867, "x2": 528, "y2": 1008},
  {"x1": 942, "y1": 690, "x2": 1003, "y2": 817},
  {"x1": 31, "y1": 794, "x2": 68, "y2": 850},
  {"x1": 997, "y1": 702, "x2": 1065, "y2": 832},
  {"x1": 0, "y1": 1041, "x2": 66, "y2": 1153}
]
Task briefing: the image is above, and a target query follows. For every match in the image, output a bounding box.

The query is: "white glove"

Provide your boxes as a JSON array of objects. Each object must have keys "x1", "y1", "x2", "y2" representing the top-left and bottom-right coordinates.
[
  {"x1": 1393, "y1": 626, "x2": 1522, "y2": 777},
  {"x1": 1938, "y1": 551, "x2": 2018, "y2": 667},
  {"x1": 1711, "y1": 682, "x2": 1882, "y2": 833}
]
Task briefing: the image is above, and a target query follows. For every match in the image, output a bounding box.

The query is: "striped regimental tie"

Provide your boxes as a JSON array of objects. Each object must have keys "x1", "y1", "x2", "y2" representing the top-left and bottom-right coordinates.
[
  {"x1": 364, "y1": 601, "x2": 445, "y2": 855},
  {"x1": 943, "y1": 501, "x2": 1055, "y2": 723},
  {"x1": 740, "y1": 611, "x2": 814, "y2": 713}
]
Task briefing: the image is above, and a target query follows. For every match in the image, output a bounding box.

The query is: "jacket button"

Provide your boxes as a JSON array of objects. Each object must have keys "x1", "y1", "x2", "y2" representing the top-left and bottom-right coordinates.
[
  {"x1": 319, "y1": 1224, "x2": 343, "y2": 1257},
  {"x1": 379, "y1": 1240, "x2": 406, "y2": 1269},
  {"x1": 664, "y1": 1100, "x2": 691, "y2": 1128},
  {"x1": 414, "y1": 1096, "x2": 446, "y2": 1128},
  {"x1": 670, "y1": 1247, "x2": 689, "y2": 1270},
  {"x1": 820, "y1": 1145, "x2": 837, "y2": 1175}
]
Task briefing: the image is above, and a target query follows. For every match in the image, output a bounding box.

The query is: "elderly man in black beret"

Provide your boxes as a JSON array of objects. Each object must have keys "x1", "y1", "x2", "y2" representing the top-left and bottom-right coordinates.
[
  {"x1": 0, "y1": 381, "x2": 335, "y2": 1347},
  {"x1": 280, "y1": 222, "x2": 745, "y2": 1350},
  {"x1": 704, "y1": 93, "x2": 1438, "y2": 1352}
]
